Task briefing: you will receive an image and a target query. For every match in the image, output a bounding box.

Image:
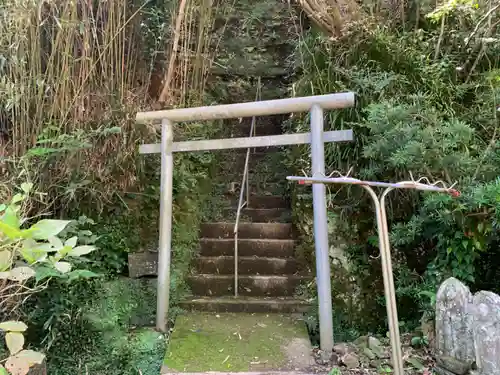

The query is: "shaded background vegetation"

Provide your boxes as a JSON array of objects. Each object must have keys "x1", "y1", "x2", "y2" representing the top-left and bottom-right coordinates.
[
  {"x1": 1, "y1": 0, "x2": 228, "y2": 373},
  {"x1": 287, "y1": 0, "x2": 500, "y2": 339}
]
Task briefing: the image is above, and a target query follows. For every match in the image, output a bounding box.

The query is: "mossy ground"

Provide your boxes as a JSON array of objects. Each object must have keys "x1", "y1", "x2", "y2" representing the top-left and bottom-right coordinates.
[{"x1": 163, "y1": 312, "x2": 310, "y2": 372}]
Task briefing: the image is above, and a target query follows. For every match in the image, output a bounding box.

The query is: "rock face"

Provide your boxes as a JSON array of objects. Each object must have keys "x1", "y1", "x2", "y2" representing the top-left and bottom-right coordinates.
[
  {"x1": 435, "y1": 277, "x2": 475, "y2": 364},
  {"x1": 472, "y1": 291, "x2": 500, "y2": 375}
]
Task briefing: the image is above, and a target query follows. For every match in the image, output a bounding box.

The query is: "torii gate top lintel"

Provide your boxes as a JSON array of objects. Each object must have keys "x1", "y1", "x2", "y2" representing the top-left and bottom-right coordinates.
[{"x1": 135, "y1": 92, "x2": 355, "y2": 123}]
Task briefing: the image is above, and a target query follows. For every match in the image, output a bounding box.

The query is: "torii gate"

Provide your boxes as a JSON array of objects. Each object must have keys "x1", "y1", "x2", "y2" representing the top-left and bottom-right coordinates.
[{"x1": 135, "y1": 92, "x2": 355, "y2": 354}]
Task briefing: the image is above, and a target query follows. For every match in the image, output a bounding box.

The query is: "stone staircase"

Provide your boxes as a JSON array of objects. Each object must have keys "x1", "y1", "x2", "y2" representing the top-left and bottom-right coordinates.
[
  {"x1": 179, "y1": 115, "x2": 311, "y2": 313},
  {"x1": 127, "y1": 116, "x2": 312, "y2": 314},
  {"x1": 128, "y1": 0, "x2": 310, "y2": 318}
]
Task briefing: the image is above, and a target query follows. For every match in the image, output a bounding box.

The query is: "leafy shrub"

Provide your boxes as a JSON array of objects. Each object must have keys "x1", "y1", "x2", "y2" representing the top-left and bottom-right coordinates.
[
  {"x1": 288, "y1": 2, "x2": 500, "y2": 333},
  {"x1": 0, "y1": 183, "x2": 101, "y2": 374}
]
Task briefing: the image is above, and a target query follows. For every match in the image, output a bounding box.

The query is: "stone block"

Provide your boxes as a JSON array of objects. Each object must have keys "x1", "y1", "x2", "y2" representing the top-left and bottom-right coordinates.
[
  {"x1": 435, "y1": 277, "x2": 475, "y2": 363},
  {"x1": 472, "y1": 291, "x2": 500, "y2": 375},
  {"x1": 128, "y1": 252, "x2": 158, "y2": 278}
]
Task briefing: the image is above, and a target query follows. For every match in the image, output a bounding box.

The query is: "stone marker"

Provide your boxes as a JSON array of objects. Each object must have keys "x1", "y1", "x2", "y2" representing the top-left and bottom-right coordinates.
[
  {"x1": 128, "y1": 252, "x2": 158, "y2": 278},
  {"x1": 472, "y1": 291, "x2": 500, "y2": 375},
  {"x1": 435, "y1": 277, "x2": 475, "y2": 366}
]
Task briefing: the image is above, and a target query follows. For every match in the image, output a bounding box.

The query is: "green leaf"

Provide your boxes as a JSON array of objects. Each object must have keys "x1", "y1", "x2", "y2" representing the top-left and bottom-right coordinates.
[
  {"x1": 0, "y1": 321, "x2": 28, "y2": 332},
  {"x1": 0, "y1": 221, "x2": 22, "y2": 239},
  {"x1": 27, "y1": 147, "x2": 59, "y2": 156},
  {"x1": 35, "y1": 266, "x2": 62, "y2": 281},
  {"x1": 54, "y1": 261, "x2": 72, "y2": 274},
  {"x1": 68, "y1": 245, "x2": 96, "y2": 257},
  {"x1": 20, "y1": 183, "x2": 33, "y2": 194},
  {"x1": 411, "y1": 336, "x2": 421, "y2": 346},
  {"x1": 19, "y1": 248, "x2": 47, "y2": 264},
  {"x1": 11, "y1": 194, "x2": 24, "y2": 204},
  {"x1": 67, "y1": 269, "x2": 99, "y2": 281},
  {"x1": 65, "y1": 236, "x2": 78, "y2": 248},
  {"x1": 0, "y1": 364, "x2": 8, "y2": 375},
  {"x1": 0, "y1": 250, "x2": 11, "y2": 271},
  {"x1": 6, "y1": 332, "x2": 24, "y2": 355},
  {"x1": 22, "y1": 238, "x2": 54, "y2": 253},
  {"x1": 48, "y1": 236, "x2": 63, "y2": 251},
  {"x1": 1, "y1": 206, "x2": 20, "y2": 229},
  {"x1": 30, "y1": 220, "x2": 71, "y2": 240},
  {"x1": 0, "y1": 204, "x2": 6, "y2": 212}
]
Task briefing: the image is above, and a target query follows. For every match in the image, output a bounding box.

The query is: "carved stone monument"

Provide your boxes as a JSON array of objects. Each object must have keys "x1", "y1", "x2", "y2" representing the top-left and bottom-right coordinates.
[
  {"x1": 435, "y1": 277, "x2": 475, "y2": 375},
  {"x1": 472, "y1": 291, "x2": 500, "y2": 375}
]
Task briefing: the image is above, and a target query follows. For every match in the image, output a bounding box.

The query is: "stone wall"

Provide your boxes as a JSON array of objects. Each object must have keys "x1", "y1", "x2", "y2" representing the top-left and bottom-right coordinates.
[
  {"x1": 435, "y1": 277, "x2": 500, "y2": 375},
  {"x1": 209, "y1": 0, "x2": 300, "y2": 103}
]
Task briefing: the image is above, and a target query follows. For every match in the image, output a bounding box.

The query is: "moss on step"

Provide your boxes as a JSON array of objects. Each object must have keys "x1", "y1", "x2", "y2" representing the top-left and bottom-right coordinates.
[{"x1": 164, "y1": 312, "x2": 311, "y2": 372}]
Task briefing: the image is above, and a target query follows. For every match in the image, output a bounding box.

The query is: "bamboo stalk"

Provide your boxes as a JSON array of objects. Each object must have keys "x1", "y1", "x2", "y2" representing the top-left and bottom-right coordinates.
[{"x1": 159, "y1": 0, "x2": 188, "y2": 104}]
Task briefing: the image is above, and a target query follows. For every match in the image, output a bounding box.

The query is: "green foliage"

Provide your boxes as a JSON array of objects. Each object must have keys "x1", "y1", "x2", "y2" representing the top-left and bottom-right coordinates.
[
  {"x1": 0, "y1": 183, "x2": 103, "y2": 374},
  {"x1": 411, "y1": 335, "x2": 429, "y2": 348},
  {"x1": 27, "y1": 279, "x2": 163, "y2": 375},
  {"x1": 288, "y1": 2, "x2": 500, "y2": 333},
  {"x1": 0, "y1": 184, "x2": 99, "y2": 295},
  {"x1": 27, "y1": 124, "x2": 121, "y2": 158},
  {"x1": 21, "y1": 116, "x2": 222, "y2": 373}
]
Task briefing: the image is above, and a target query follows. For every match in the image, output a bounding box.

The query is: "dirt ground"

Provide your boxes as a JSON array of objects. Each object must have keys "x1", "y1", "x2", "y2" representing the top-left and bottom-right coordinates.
[{"x1": 309, "y1": 333, "x2": 435, "y2": 375}]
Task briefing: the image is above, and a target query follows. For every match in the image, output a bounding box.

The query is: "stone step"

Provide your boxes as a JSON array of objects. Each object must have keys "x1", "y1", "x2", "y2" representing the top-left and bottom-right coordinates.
[
  {"x1": 219, "y1": 151, "x2": 285, "y2": 169},
  {"x1": 222, "y1": 171, "x2": 287, "y2": 186},
  {"x1": 201, "y1": 223, "x2": 293, "y2": 239},
  {"x1": 227, "y1": 195, "x2": 289, "y2": 209},
  {"x1": 199, "y1": 238, "x2": 295, "y2": 257},
  {"x1": 221, "y1": 208, "x2": 291, "y2": 222},
  {"x1": 179, "y1": 296, "x2": 311, "y2": 313},
  {"x1": 128, "y1": 251, "x2": 299, "y2": 278},
  {"x1": 194, "y1": 256, "x2": 299, "y2": 275},
  {"x1": 187, "y1": 274, "x2": 309, "y2": 296}
]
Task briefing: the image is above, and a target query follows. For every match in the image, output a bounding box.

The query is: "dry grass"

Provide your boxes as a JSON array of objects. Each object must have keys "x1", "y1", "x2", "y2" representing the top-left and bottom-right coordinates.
[
  {"x1": 0, "y1": 0, "x2": 231, "y2": 212},
  {"x1": 158, "y1": 0, "x2": 232, "y2": 107}
]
